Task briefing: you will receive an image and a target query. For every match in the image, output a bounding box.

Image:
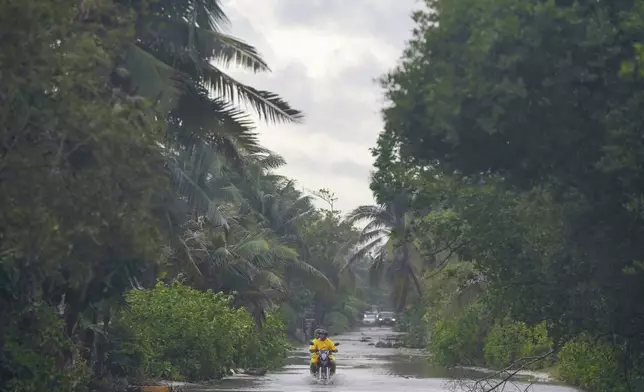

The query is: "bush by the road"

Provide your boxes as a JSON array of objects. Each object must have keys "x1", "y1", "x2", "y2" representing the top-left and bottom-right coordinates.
[
  {"x1": 429, "y1": 301, "x2": 489, "y2": 367},
  {"x1": 483, "y1": 321, "x2": 552, "y2": 370},
  {"x1": 398, "y1": 299, "x2": 643, "y2": 390},
  {"x1": 394, "y1": 298, "x2": 430, "y2": 348},
  {"x1": 115, "y1": 281, "x2": 289, "y2": 381},
  {"x1": 326, "y1": 311, "x2": 351, "y2": 335},
  {"x1": 0, "y1": 303, "x2": 89, "y2": 392},
  {"x1": 556, "y1": 335, "x2": 639, "y2": 392}
]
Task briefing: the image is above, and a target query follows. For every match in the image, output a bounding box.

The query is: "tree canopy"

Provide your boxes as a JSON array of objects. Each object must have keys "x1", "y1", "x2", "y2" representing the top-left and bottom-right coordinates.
[
  {"x1": 374, "y1": 0, "x2": 644, "y2": 390},
  {"x1": 0, "y1": 0, "x2": 376, "y2": 390}
]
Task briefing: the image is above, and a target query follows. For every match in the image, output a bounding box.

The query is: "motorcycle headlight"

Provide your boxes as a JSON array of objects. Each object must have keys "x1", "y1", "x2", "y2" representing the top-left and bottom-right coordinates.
[{"x1": 392, "y1": 318, "x2": 396, "y2": 321}]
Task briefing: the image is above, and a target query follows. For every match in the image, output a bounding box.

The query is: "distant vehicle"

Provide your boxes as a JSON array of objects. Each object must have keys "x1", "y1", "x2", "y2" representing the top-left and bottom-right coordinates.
[
  {"x1": 362, "y1": 313, "x2": 377, "y2": 326},
  {"x1": 377, "y1": 311, "x2": 396, "y2": 326}
]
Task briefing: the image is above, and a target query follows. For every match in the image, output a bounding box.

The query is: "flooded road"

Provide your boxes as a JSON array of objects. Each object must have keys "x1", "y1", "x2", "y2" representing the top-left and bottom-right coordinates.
[{"x1": 184, "y1": 327, "x2": 580, "y2": 392}]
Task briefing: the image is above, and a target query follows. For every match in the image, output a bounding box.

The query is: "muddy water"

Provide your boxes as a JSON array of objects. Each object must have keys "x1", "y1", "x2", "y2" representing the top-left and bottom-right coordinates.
[{"x1": 184, "y1": 327, "x2": 580, "y2": 392}]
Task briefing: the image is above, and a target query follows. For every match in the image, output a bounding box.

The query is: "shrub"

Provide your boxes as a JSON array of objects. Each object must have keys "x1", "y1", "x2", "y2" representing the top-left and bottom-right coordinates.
[
  {"x1": 429, "y1": 301, "x2": 489, "y2": 367},
  {"x1": 116, "y1": 281, "x2": 288, "y2": 381},
  {"x1": 277, "y1": 303, "x2": 299, "y2": 335},
  {"x1": 325, "y1": 311, "x2": 350, "y2": 335},
  {"x1": 557, "y1": 335, "x2": 629, "y2": 392},
  {"x1": 395, "y1": 300, "x2": 430, "y2": 348},
  {"x1": 483, "y1": 320, "x2": 552, "y2": 370},
  {"x1": 255, "y1": 312, "x2": 290, "y2": 369},
  {"x1": 0, "y1": 303, "x2": 89, "y2": 392}
]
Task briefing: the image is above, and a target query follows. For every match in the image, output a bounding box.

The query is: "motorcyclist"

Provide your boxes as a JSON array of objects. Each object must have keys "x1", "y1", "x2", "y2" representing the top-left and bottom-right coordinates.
[{"x1": 309, "y1": 328, "x2": 338, "y2": 376}]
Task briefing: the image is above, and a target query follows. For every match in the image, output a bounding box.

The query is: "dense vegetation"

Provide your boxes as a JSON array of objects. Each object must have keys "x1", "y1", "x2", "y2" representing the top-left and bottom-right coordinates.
[
  {"x1": 0, "y1": 0, "x2": 374, "y2": 390},
  {"x1": 363, "y1": 0, "x2": 644, "y2": 391},
  {"x1": 6, "y1": 0, "x2": 644, "y2": 390}
]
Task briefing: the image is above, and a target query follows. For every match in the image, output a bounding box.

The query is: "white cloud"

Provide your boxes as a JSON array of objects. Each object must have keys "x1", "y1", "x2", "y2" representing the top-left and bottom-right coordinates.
[{"x1": 219, "y1": 0, "x2": 418, "y2": 214}]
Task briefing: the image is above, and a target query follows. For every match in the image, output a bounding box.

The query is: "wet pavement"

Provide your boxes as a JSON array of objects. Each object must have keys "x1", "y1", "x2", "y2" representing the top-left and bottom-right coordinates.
[{"x1": 184, "y1": 327, "x2": 580, "y2": 392}]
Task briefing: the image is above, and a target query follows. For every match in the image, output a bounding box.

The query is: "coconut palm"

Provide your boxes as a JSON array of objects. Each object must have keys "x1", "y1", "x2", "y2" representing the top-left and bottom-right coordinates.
[
  {"x1": 121, "y1": 0, "x2": 301, "y2": 121},
  {"x1": 161, "y1": 151, "x2": 335, "y2": 321},
  {"x1": 344, "y1": 193, "x2": 424, "y2": 311},
  {"x1": 112, "y1": 0, "x2": 303, "y2": 227},
  {"x1": 162, "y1": 210, "x2": 332, "y2": 323}
]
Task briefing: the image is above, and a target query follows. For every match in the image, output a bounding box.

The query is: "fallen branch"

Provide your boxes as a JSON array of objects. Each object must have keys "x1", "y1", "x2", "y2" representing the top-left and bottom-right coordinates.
[{"x1": 447, "y1": 350, "x2": 555, "y2": 392}]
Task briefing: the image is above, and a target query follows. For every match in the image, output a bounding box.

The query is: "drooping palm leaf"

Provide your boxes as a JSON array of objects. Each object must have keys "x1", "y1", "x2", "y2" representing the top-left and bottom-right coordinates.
[
  {"x1": 130, "y1": 3, "x2": 303, "y2": 124},
  {"x1": 123, "y1": 43, "x2": 182, "y2": 113}
]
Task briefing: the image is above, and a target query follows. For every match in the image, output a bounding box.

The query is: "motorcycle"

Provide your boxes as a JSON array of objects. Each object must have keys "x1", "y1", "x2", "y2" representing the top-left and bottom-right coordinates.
[{"x1": 310, "y1": 341, "x2": 340, "y2": 383}]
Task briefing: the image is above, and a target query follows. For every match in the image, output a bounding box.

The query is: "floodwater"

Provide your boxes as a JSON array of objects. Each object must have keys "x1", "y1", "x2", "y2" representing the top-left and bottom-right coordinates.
[{"x1": 183, "y1": 327, "x2": 580, "y2": 392}]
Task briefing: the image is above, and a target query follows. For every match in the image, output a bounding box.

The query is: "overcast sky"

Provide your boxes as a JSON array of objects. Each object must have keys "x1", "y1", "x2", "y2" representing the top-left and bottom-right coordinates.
[{"x1": 220, "y1": 0, "x2": 419, "y2": 213}]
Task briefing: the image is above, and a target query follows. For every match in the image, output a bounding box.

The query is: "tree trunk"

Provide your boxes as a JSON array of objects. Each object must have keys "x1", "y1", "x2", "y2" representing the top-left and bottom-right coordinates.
[
  {"x1": 409, "y1": 265, "x2": 423, "y2": 296},
  {"x1": 403, "y1": 243, "x2": 423, "y2": 295}
]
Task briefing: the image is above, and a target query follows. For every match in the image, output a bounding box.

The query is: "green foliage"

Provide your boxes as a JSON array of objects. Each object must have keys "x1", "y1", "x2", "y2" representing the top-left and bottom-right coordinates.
[
  {"x1": 296, "y1": 204, "x2": 365, "y2": 330},
  {"x1": 254, "y1": 313, "x2": 290, "y2": 369},
  {"x1": 483, "y1": 321, "x2": 552, "y2": 370},
  {"x1": 325, "y1": 312, "x2": 351, "y2": 335},
  {"x1": 394, "y1": 299, "x2": 431, "y2": 348},
  {"x1": 1, "y1": 0, "x2": 167, "y2": 388},
  {"x1": 277, "y1": 304, "x2": 300, "y2": 337},
  {"x1": 378, "y1": 0, "x2": 644, "y2": 344},
  {"x1": 557, "y1": 336, "x2": 633, "y2": 392},
  {"x1": 117, "y1": 282, "x2": 288, "y2": 381},
  {"x1": 396, "y1": 260, "x2": 557, "y2": 371},
  {"x1": 429, "y1": 301, "x2": 489, "y2": 367},
  {"x1": 395, "y1": 261, "x2": 488, "y2": 351},
  {"x1": 0, "y1": 304, "x2": 89, "y2": 392},
  {"x1": 370, "y1": 0, "x2": 644, "y2": 388},
  {"x1": 0, "y1": 0, "x2": 387, "y2": 389},
  {"x1": 103, "y1": 316, "x2": 149, "y2": 381},
  {"x1": 344, "y1": 197, "x2": 422, "y2": 312}
]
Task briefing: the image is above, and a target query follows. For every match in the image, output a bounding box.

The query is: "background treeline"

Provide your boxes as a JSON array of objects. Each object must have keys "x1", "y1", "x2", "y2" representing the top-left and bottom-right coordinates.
[
  {"x1": 0, "y1": 0, "x2": 384, "y2": 391},
  {"x1": 356, "y1": 0, "x2": 644, "y2": 391}
]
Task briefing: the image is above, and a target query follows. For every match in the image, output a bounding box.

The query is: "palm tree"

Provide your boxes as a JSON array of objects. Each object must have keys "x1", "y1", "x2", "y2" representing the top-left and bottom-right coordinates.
[
  {"x1": 110, "y1": 0, "x2": 303, "y2": 227},
  {"x1": 161, "y1": 212, "x2": 332, "y2": 323},
  {"x1": 112, "y1": 0, "x2": 361, "y2": 331},
  {"x1": 160, "y1": 153, "x2": 336, "y2": 323},
  {"x1": 108, "y1": 0, "x2": 316, "y2": 295},
  {"x1": 121, "y1": 0, "x2": 301, "y2": 120},
  {"x1": 344, "y1": 194, "x2": 424, "y2": 311}
]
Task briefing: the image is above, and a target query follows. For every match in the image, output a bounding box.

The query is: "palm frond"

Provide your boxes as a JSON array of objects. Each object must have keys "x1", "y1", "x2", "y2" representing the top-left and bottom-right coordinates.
[
  {"x1": 193, "y1": 0, "x2": 229, "y2": 29},
  {"x1": 124, "y1": 43, "x2": 182, "y2": 112},
  {"x1": 254, "y1": 152, "x2": 286, "y2": 169},
  {"x1": 343, "y1": 236, "x2": 389, "y2": 270},
  {"x1": 202, "y1": 63, "x2": 303, "y2": 123},
  {"x1": 284, "y1": 258, "x2": 334, "y2": 290},
  {"x1": 202, "y1": 30, "x2": 270, "y2": 72},
  {"x1": 356, "y1": 228, "x2": 389, "y2": 245},
  {"x1": 346, "y1": 205, "x2": 392, "y2": 226},
  {"x1": 256, "y1": 270, "x2": 285, "y2": 288},
  {"x1": 235, "y1": 238, "x2": 271, "y2": 261},
  {"x1": 271, "y1": 244, "x2": 299, "y2": 261},
  {"x1": 361, "y1": 219, "x2": 390, "y2": 233},
  {"x1": 167, "y1": 158, "x2": 228, "y2": 228}
]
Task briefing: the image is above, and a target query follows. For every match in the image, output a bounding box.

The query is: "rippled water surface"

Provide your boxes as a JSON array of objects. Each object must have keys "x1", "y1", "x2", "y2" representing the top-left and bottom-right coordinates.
[{"x1": 183, "y1": 327, "x2": 580, "y2": 392}]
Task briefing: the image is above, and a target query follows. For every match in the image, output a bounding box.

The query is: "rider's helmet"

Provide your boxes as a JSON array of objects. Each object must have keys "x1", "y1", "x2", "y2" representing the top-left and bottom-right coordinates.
[{"x1": 318, "y1": 328, "x2": 329, "y2": 340}]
